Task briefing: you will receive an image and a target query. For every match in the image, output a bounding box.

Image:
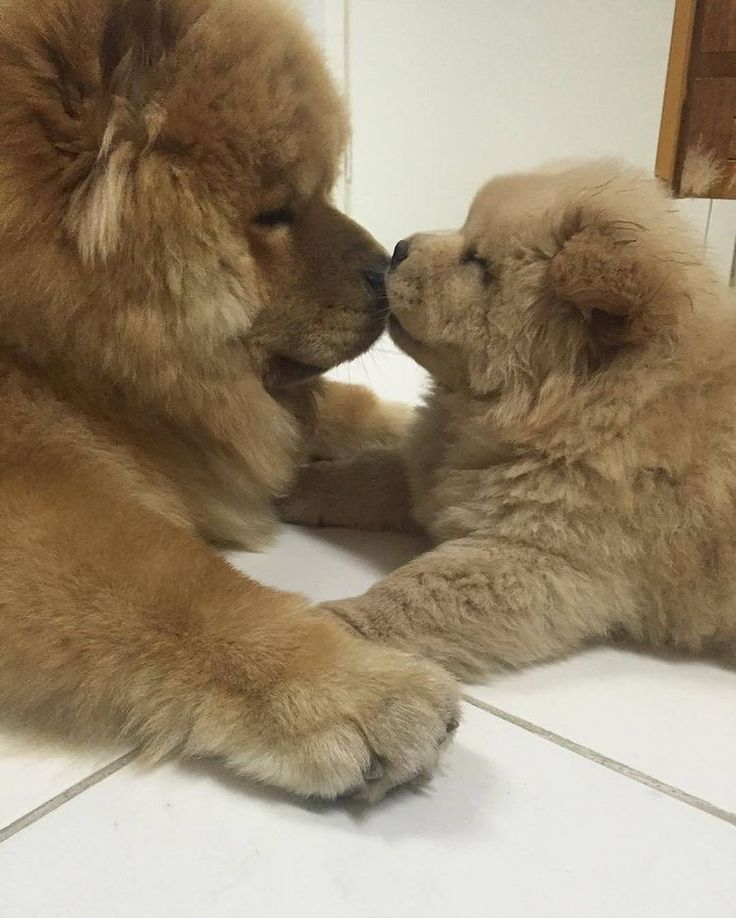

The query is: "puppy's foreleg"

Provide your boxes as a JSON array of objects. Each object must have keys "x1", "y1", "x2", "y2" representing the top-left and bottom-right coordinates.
[{"x1": 321, "y1": 537, "x2": 634, "y2": 680}]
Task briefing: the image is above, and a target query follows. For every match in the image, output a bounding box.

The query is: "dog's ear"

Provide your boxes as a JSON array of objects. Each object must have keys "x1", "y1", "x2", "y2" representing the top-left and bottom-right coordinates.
[
  {"x1": 548, "y1": 220, "x2": 678, "y2": 349},
  {"x1": 67, "y1": 1, "x2": 187, "y2": 263},
  {"x1": 100, "y1": 0, "x2": 182, "y2": 107}
]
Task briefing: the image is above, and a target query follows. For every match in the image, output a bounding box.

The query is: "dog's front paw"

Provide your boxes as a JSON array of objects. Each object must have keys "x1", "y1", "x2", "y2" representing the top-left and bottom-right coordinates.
[
  {"x1": 205, "y1": 618, "x2": 460, "y2": 802},
  {"x1": 276, "y1": 637, "x2": 460, "y2": 801}
]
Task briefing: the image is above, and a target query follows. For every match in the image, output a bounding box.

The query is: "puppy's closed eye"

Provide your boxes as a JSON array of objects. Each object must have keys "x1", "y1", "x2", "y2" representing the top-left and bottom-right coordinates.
[{"x1": 461, "y1": 250, "x2": 495, "y2": 282}]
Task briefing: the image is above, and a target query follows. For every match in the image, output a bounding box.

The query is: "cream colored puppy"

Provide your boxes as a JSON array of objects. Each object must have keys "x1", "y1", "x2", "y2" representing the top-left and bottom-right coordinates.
[{"x1": 284, "y1": 161, "x2": 736, "y2": 678}]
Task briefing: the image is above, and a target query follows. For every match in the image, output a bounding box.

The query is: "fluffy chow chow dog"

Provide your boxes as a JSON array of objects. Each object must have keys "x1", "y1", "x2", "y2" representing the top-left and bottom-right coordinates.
[
  {"x1": 285, "y1": 161, "x2": 736, "y2": 678},
  {"x1": 0, "y1": 0, "x2": 460, "y2": 801}
]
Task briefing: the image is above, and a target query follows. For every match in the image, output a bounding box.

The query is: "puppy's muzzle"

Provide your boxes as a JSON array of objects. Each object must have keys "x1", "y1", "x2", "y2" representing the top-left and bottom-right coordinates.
[{"x1": 390, "y1": 239, "x2": 411, "y2": 270}]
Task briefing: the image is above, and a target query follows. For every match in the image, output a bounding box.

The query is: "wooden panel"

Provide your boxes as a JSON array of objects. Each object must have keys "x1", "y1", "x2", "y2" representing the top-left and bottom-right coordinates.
[
  {"x1": 701, "y1": 0, "x2": 736, "y2": 51},
  {"x1": 656, "y1": 0, "x2": 698, "y2": 184},
  {"x1": 686, "y1": 78, "x2": 736, "y2": 159},
  {"x1": 680, "y1": 77, "x2": 736, "y2": 196},
  {"x1": 658, "y1": 0, "x2": 736, "y2": 197}
]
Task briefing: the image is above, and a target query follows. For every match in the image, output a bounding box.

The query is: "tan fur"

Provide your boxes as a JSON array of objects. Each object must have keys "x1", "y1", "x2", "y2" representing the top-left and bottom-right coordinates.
[
  {"x1": 286, "y1": 161, "x2": 736, "y2": 680},
  {"x1": 0, "y1": 0, "x2": 459, "y2": 799}
]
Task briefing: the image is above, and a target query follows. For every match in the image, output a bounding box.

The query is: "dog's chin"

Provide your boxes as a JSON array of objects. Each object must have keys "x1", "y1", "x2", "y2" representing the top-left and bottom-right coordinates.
[
  {"x1": 266, "y1": 322, "x2": 385, "y2": 391},
  {"x1": 265, "y1": 355, "x2": 325, "y2": 390}
]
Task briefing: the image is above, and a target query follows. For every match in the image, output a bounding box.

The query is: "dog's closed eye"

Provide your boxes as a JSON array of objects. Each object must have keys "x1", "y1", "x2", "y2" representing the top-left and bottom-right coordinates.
[{"x1": 253, "y1": 207, "x2": 295, "y2": 228}]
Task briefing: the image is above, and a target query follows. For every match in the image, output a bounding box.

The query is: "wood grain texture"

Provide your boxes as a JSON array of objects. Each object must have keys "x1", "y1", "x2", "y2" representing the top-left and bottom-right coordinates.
[
  {"x1": 701, "y1": 0, "x2": 736, "y2": 52},
  {"x1": 681, "y1": 78, "x2": 736, "y2": 195},
  {"x1": 657, "y1": 0, "x2": 736, "y2": 198}
]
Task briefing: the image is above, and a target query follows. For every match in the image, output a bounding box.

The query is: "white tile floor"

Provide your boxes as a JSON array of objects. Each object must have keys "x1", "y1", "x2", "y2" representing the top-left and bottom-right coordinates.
[{"x1": 2, "y1": 347, "x2": 735, "y2": 917}]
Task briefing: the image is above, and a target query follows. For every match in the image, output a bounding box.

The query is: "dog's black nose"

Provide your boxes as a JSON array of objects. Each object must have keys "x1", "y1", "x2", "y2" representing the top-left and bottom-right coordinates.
[
  {"x1": 391, "y1": 239, "x2": 410, "y2": 270},
  {"x1": 363, "y1": 262, "x2": 389, "y2": 299}
]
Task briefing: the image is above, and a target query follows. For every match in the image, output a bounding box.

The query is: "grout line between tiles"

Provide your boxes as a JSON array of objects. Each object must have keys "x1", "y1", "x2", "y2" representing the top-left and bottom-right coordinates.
[
  {"x1": 462, "y1": 694, "x2": 736, "y2": 828},
  {"x1": 7, "y1": 695, "x2": 733, "y2": 843},
  {"x1": 0, "y1": 749, "x2": 139, "y2": 846}
]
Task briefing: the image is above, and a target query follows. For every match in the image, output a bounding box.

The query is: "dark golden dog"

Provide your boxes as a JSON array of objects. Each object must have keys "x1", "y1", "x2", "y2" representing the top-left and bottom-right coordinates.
[{"x1": 0, "y1": 0, "x2": 459, "y2": 800}]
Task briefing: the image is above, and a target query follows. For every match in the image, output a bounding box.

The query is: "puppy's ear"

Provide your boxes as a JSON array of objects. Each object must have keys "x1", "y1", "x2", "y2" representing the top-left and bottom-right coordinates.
[{"x1": 549, "y1": 222, "x2": 678, "y2": 349}]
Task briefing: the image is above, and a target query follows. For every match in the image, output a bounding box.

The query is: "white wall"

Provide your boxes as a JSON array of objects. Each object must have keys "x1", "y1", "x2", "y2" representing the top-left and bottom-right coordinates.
[
  {"x1": 291, "y1": 0, "x2": 350, "y2": 210},
  {"x1": 295, "y1": 0, "x2": 326, "y2": 38},
  {"x1": 346, "y1": 0, "x2": 678, "y2": 248},
  {"x1": 291, "y1": 0, "x2": 344, "y2": 76},
  {"x1": 294, "y1": 0, "x2": 734, "y2": 282}
]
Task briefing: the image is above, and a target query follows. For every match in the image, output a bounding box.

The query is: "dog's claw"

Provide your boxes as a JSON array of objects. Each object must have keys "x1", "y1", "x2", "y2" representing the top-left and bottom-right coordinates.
[{"x1": 365, "y1": 754, "x2": 386, "y2": 783}]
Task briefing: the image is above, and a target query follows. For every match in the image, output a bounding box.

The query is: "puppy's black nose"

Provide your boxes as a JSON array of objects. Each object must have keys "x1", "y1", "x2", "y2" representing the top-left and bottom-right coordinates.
[
  {"x1": 391, "y1": 239, "x2": 410, "y2": 270},
  {"x1": 363, "y1": 261, "x2": 389, "y2": 299}
]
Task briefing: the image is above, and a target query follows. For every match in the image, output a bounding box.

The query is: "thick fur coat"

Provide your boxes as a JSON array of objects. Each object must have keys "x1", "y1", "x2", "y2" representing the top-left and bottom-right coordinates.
[{"x1": 0, "y1": 0, "x2": 459, "y2": 801}]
